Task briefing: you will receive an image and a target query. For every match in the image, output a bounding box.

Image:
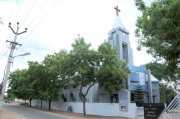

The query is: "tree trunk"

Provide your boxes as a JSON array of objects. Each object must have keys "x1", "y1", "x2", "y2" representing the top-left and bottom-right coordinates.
[
  {"x1": 48, "y1": 100, "x2": 52, "y2": 110},
  {"x1": 40, "y1": 99, "x2": 42, "y2": 109},
  {"x1": 83, "y1": 95, "x2": 86, "y2": 116},
  {"x1": 29, "y1": 99, "x2": 32, "y2": 107}
]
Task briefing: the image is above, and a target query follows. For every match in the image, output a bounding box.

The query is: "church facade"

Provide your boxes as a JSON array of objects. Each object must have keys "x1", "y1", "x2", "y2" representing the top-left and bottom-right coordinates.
[{"x1": 108, "y1": 6, "x2": 160, "y2": 103}]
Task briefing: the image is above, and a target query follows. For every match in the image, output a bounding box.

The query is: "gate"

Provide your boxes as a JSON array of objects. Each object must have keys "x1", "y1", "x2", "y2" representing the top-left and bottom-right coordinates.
[{"x1": 161, "y1": 92, "x2": 180, "y2": 119}]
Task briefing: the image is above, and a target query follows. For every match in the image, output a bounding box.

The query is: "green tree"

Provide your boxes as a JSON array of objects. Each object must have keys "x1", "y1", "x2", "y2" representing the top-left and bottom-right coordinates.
[
  {"x1": 43, "y1": 50, "x2": 67, "y2": 110},
  {"x1": 145, "y1": 62, "x2": 180, "y2": 89},
  {"x1": 135, "y1": 0, "x2": 180, "y2": 71},
  {"x1": 4, "y1": 89, "x2": 15, "y2": 102},
  {"x1": 61, "y1": 36, "x2": 99, "y2": 115},
  {"x1": 27, "y1": 61, "x2": 47, "y2": 108},
  {"x1": 97, "y1": 42, "x2": 130, "y2": 94},
  {"x1": 61, "y1": 36, "x2": 130, "y2": 115},
  {"x1": 134, "y1": 84, "x2": 144, "y2": 107},
  {"x1": 160, "y1": 83, "x2": 176, "y2": 103},
  {"x1": 8, "y1": 69, "x2": 33, "y2": 105}
]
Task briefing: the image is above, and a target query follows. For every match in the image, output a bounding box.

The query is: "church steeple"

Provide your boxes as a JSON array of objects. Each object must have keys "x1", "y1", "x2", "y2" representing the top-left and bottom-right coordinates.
[
  {"x1": 112, "y1": 6, "x2": 124, "y2": 29},
  {"x1": 108, "y1": 6, "x2": 134, "y2": 65}
]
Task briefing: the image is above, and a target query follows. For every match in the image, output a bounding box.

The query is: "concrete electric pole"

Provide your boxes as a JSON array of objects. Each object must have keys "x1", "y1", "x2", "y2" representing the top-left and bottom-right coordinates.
[{"x1": 0, "y1": 22, "x2": 27, "y2": 101}]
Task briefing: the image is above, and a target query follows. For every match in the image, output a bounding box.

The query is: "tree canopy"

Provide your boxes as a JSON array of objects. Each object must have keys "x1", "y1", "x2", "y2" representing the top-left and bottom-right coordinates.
[
  {"x1": 8, "y1": 35, "x2": 130, "y2": 115},
  {"x1": 8, "y1": 69, "x2": 31, "y2": 101},
  {"x1": 135, "y1": 0, "x2": 180, "y2": 70},
  {"x1": 160, "y1": 83, "x2": 176, "y2": 103},
  {"x1": 60, "y1": 36, "x2": 130, "y2": 115},
  {"x1": 97, "y1": 42, "x2": 130, "y2": 94},
  {"x1": 145, "y1": 62, "x2": 180, "y2": 89}
]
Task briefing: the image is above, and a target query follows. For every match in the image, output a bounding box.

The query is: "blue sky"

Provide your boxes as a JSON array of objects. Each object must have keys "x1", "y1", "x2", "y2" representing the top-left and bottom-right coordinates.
[{"x1": 0, "y1": 0, "x2": 154, "y2": 82}]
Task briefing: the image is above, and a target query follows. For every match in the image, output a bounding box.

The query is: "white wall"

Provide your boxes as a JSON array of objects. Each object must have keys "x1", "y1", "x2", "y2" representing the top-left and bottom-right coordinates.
[{"x1": 31, "y1": 100, "x2": 137, "y2": 118}]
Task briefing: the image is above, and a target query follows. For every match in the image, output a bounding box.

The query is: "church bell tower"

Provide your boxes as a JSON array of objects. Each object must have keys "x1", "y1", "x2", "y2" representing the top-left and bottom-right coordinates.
[{"x1": 108, "y1": 6, "x2": 134, "y2": 66}]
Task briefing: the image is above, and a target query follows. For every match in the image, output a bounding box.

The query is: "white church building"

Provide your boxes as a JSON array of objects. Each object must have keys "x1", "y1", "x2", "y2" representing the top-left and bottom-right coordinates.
[{"x1": 32, "y1": 6, "x2": 160, "y2": 119}]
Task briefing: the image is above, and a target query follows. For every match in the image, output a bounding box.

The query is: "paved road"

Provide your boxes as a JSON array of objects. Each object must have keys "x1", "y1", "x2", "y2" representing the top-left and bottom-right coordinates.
[{"x1": 0, "y1": 102, "x2": 67, "y2": 119}]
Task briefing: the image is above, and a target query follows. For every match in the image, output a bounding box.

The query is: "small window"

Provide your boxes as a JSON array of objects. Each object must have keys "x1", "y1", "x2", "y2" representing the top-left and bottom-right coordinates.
[{"x1": 153, "y1": 96, "x2": 156, "y2": 103}]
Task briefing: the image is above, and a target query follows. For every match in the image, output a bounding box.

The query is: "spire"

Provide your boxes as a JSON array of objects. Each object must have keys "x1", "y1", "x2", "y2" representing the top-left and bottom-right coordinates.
[{"x1": 112, "y1": 6, "x2": 124, "y2": 29}]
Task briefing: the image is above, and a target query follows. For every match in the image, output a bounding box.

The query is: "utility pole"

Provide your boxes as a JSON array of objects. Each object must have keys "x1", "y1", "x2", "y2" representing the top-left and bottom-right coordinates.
[{"x1": 0, "y1": 22, "x2": 27, "y2": 101}]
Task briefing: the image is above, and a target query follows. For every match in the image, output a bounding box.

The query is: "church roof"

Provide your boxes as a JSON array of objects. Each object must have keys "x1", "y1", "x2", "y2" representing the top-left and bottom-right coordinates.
[
  {"x1": 112, "y1": 16, "x2": 125, "y2": 29},
  {"x1": 151, "y1": 75, "x2": 159, "y2": 82}
]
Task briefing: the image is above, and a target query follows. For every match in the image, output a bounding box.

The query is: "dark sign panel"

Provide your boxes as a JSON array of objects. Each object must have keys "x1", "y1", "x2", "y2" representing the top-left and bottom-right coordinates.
[{"x1": 144, "y1": 103, "x2": 164, "y2": 119}]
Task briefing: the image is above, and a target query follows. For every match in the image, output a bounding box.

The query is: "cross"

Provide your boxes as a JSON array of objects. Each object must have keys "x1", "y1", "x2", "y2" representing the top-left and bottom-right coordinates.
[{"x1": 114, "y1": 6, "x2": 120, "y2": 16}]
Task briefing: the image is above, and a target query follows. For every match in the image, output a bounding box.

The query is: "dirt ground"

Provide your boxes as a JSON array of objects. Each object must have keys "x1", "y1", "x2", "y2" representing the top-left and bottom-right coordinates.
[{"x1": 0, "y1": 109, "x2": 27, "y2": 119}]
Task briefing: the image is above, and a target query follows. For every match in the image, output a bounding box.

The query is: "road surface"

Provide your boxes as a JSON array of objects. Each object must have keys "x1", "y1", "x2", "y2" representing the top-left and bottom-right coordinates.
[
  {"x1": 0, "y1": 102, "x2": 67, "y2": 119},
  {"x1": 0, "y1": 102, "x2": 130, "y2": 119}
]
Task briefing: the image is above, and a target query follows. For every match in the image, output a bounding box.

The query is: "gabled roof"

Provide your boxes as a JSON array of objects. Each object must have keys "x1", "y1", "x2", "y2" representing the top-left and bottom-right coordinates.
[{"x1": 151, "y1": 75, "x2": 159, "y2": 82}]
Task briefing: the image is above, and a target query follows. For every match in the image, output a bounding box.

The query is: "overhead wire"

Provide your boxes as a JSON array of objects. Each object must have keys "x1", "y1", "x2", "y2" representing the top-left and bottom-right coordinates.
[
  {"x1": 22, "y1": 0, "x2": 47, "y2": 27},
  {"x1": 21, "y1": 0, "x2": 58, "y2": 44},
  {"x1": 27, "y1": 0, "x2": 57, "y2": 27},
  {"x1": 5, "y1": 0, "x2": 25, "y2": 46},
  {"x1": 0, "y1": 50, "x2": 9, "y2": 60},
  {"x1": 5, "y1": 0, "x2": 46, "y2": 47},
  {"x1": 19, "y1": 0, "x2": 41, "y2": 28},
  {"x1": 22, "y1": 44, "x2": 57, "y2": 52},
  {"x1": 21, "y1": 44, "x2": 118, "y2": 57},
  {"x1": 1, "y1": 0, "x2": 59, "y2": 63},
  {"x1": 14, "y1": 0, "x2": 25, "y2": 24}
]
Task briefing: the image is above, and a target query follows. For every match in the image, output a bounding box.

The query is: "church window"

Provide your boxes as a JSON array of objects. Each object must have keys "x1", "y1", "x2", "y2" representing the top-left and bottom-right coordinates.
[
  {"x1": 115, "y1": 34, "x2": 120, "y2": 59},
  {"x1": 153, "y1": 95, "x2": 156, "y2": 103},
  {"x1": 130, "y1": 72, "x2": 140, "y2": 83},
  {"x1": 61, "y1": 93, "x2": 67, "y2": 102},
  {"x1": 131, "y1": 93, "x2": 135, "y2": 102},
  {"x1": 70, "y1": 92, "x2": 76, "y2": 102},
  {"x1": 111, "y1": 94, "x2": 119, "y2": 103},
  {"x1": 122, "y1": 42, "x2": 128, "y2": 63}
]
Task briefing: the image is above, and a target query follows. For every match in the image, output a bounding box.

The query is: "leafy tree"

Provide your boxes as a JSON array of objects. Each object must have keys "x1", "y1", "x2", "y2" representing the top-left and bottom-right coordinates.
[
  {"x1": 145, "y1": 62, "x2": 167, "y2": 81},
  {"x1": 4, "y1": 89, "x2": 15, "y2": 102},
  {"x1": 43, "y1": 50, "x2": 67, "y2": 110},
  {"x1": 27, "y1": 61, "x2": 47, "y2": 108},
  {"x1": 145, "y1": 62, "x2": 180, "y2": 89},
  {"x1": 97, "y1": 42, "x2": 130, "y2": 94},
  {"x1": 61, "y1": 36, "x2": 130, "y2": 115},
  {"x1": 61, "y1": 36, "x2": 99, "y2": 115},
  {"x1": 134, "y1": 84, "x2": 144, "y2": 107},
  {"x1": 8, "y1": 69, "x2": 33, "y2": 105},
  {"x1": 135, "y1": 0, "x2": 180, "y2": 71},
  {"x1": 160, "y1": 83, "x2": 176, "y2": 104}
]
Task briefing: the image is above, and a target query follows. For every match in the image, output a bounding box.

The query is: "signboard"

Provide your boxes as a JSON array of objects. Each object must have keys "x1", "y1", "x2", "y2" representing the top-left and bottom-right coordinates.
[
  {"x1": 144, "y1": 103, "x2": 164, "y2": 119},
  {"x1": 119, "y1": 104, "x2": 128, "y2": 111},
  {"x1": 119, "y1": 89, "x2": 129, "y2": 111}
]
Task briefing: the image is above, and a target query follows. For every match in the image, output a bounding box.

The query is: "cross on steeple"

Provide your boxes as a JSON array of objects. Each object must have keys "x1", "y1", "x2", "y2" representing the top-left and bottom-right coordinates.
[{"x1": 114, "y1": 6, "x2": 120, "y2": 16}]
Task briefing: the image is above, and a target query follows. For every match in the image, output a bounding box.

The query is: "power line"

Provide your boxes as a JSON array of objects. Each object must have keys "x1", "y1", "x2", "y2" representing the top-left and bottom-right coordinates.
[
  {"x1": 0, "y1": 50, "x2": 9, "y2": 60},
  {"x1": 19, "y1": 0, "x2": 41, "y2": 27},
  {"x1": 22, "y1": 45, "x2": 118, "y2": 57},
  {"x1": 21, "y1": 0, "x2": 58, "y2": 44},
  {"x1": 22, "y1": 45, "x2": 58, "y2": 52},
  {"x1": 5, "y1": 0, "x2": 25, "y2": 45},
  {"x1": 20, "y1": 0, "x2": 47, "y2": 28},
  {"x1": 14, "y1": 0, "x2": 25, "y2": 23}
]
